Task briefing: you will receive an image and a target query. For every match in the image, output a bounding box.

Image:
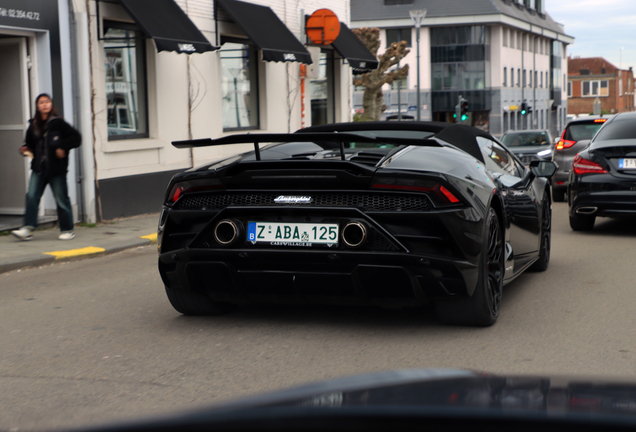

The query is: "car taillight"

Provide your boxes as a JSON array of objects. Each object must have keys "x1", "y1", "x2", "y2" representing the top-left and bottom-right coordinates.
[
  {"x1": 572, "y1": 155, "x2": 608, "y2": 175},
  {"x1": 556, "y1": 139, "x2": 576, "y2": 150},
  {"x1": 372, "y1": 178, "x2": 460, "y2": 205},
  {"x1": 167, "y1": 178, "x2": 224, "y2": 204}
]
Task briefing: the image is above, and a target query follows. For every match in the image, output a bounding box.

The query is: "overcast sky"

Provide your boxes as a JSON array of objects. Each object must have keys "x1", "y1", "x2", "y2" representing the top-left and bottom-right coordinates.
[{"x1": 547, "y1": 0, "x2": 636, "y2": 71}]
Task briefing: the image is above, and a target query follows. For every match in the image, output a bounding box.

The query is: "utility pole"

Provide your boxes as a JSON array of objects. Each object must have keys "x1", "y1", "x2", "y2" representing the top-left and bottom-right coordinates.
[{"x1": 409, "y1": 9, "x2": 426, "y2": 121}]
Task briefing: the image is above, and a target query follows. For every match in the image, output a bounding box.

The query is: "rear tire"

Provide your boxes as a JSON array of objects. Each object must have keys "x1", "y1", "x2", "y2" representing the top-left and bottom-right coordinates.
[
  {"x1": 569, "y1": 214, "x2": 595, "y2": 231},
  {"x1": 552, "y1": 188, "x2": 565, "y2": 202},
  {"x1": 165, "y1": 286, "x2": 236, "y2": 316},
  {"x1": 530, "y1": 192, "x2": 551, "y2": 272},
  {"x1": 435, "y1": 208, "x2": 504, "y2": 327}
]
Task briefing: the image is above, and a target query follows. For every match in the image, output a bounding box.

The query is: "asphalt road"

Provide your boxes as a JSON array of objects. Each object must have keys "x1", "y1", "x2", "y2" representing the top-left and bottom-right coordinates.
[{"x1": 1, "y1": 202, "x2": 635, "y2": 430}]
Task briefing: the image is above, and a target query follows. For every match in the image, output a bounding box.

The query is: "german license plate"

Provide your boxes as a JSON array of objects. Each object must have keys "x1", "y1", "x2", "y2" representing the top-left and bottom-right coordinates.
[
  {"x1": 619, "y1": 158, "x2": 636, "y2": 169},
  {"x1": 247, "y1": 221, "x2": 338, "y2": 246}
]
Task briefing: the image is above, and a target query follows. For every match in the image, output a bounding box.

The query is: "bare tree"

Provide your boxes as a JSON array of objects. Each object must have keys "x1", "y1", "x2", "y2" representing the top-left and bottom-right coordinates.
[{"x1": 352, "y1": 28, "x2": 409, "y2": 121}]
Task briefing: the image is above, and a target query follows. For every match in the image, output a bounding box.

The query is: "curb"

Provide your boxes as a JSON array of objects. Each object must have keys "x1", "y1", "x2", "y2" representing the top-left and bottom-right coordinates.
[{"x1": 0, "y1": 236, "x2": 157, "y2": 275}]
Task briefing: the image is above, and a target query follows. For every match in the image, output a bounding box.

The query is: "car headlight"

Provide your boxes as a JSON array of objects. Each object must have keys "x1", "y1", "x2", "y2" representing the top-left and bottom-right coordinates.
[{"x1": 537, "y1": 149, "x2": 552, "y2": 157}]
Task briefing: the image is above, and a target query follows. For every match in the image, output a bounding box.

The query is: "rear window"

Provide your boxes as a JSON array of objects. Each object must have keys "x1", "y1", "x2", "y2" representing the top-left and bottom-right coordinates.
[
  {"x1": 564, "y1": 121, "x2": 606, "y2": 142},
  {"x1": 593, "y1": 118, "x2": 636, "y2": 141},
  {"x1": 501, "y1": 132, "x2": 550, "y2": 147}
]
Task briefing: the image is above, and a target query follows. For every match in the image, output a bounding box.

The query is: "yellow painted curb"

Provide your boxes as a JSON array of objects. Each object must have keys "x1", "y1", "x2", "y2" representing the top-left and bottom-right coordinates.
[
  {"x1": 140, "y1": 233, "x2": 157, "y2": 243},
  {"x1": 43, "y1": 247, "x2": 106, "y2": 260}
]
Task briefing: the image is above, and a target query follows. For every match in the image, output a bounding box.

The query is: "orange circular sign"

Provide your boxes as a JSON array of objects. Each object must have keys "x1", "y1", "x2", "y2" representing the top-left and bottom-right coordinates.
[{"x1": 306, "y1": 9, "x2": 340, "y2": 45}]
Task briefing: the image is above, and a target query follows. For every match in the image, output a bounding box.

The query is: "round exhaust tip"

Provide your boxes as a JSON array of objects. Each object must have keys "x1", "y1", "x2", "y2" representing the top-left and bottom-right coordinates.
[
  {"x1": 342, "y1": 222, "x2": 368, "y2": 248},
  {"x1": 214, "y1": 219, "x2": 240, "y2": 245}
]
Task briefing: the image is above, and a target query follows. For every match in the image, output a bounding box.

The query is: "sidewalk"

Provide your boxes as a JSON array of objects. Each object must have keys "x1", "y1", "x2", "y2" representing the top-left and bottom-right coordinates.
[{"x1": 0, "y1": 213, "x2": 160, "y2": 274}]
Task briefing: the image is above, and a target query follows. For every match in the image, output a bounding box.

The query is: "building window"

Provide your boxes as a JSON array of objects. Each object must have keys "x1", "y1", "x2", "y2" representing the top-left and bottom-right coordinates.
[
  {"x1": 517, "y1": 69, "x2": 520, "y2": 87},
  {"x1": 567, "y1": 81, "x2": 572, "y2": 97},
  {"x1": 432, "y1": 62, "x2": 485, "y2": 90},
  {"x1": 386, "y1": 28, "x2": 412, "y2": 48},
  {"x1": 540, "y1": 72, "x2": 543, "y2": 87},
  {"x1": 503, "y1": 67, "x2": 507, "y2": 86},
  {"x1": 221, "y1": 42, "x2": 259, "y2": 130},
  {"x1": 620, "y1": 78, "x2": 623, "y2": 96},
  {"x1": 391, "y1": 77, "x2": 407, "y2": 90},
  {"x1": 104, "y1": 24, "x2": 148, "y2": 140},
  {"x1": 582, "y1": 80, "x2": 609, "y2": 97},
  {"x1": 502, "y1": 28, "x2": 508, "y2": 47},
  {"x1": 511, "y1": 68, "x2": 514, "y2": 86},
  {"x1": 310, "y1": 50, "x2": 335, "y2": 126},
  {"x1": 534, "y1": 71, "x2": 538, "y2": 88},
  {"x1": 523, "y1": 69, "x2": 527, "y2": 87}
]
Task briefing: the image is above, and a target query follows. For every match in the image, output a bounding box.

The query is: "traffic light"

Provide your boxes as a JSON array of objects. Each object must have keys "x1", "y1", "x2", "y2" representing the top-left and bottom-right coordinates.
[
  {"x1": 460, "y1": 99, "x2": 469, "y2": 121},
  {"x1": 520, "y1": 102, "x2": 528, "y2": 115}
]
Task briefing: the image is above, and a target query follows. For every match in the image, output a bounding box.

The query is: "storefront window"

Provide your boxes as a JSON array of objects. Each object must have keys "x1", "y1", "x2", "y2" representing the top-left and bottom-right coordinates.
[
  {"x1": 104, "y1": 26, "x2": 148, "y2": 140},
  {"x1": 221, "y1": 43, "x2": 259, "y2": 130}
]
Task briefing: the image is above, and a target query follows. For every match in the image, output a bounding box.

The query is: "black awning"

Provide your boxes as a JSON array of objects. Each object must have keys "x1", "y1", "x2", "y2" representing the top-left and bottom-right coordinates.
[
  {"x1": 331, "y1": 23, "x2": 378, "y2": 71},
  {"x1": 118, "y1": 0, "x2": 218, "y2": 54},
  {"x1": 216, "y1": 0, "x2": 312, "y2": 64}
]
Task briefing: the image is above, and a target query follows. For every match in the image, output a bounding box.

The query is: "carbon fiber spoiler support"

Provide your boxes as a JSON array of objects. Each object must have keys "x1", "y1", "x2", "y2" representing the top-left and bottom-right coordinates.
[{"x1": 172, "y1": 133, "x2": 442, "y2": 161}]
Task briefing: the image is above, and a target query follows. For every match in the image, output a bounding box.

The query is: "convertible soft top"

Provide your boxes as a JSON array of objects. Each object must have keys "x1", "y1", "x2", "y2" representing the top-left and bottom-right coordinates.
[{"x1": 299, "y1": 122, "x2": 490, "y2": 163}]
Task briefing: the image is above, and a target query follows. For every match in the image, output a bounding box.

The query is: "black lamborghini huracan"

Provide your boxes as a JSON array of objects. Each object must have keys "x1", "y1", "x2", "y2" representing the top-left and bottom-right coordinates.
[{"x1": 157, "y1": 122, "x2": 556, "y2": 326}]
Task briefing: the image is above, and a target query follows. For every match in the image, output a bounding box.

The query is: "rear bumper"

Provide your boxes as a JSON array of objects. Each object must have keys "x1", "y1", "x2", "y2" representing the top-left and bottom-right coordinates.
[
  {"x1": 158, "y1": 248, "x2": 479, "y2": 307},
  {"x1": 569, "y1": 174, "x2": 636, "y2": 217}
]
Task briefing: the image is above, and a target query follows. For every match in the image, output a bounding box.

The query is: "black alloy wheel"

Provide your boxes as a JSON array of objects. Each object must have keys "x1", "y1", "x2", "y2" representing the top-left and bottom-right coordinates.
[
  {"x1": 436, "y1": 208, "x2": 504, "y2": 326},
  {"x1": 530, "y1": 192, "x2": 551, "y2": 272}
]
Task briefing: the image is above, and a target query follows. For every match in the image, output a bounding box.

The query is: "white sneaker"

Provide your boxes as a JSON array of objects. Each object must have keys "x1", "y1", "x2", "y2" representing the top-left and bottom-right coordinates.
[
  {"x1": 12, "y1": 227, "x2": 33, "y2": 241},
  {"x1": 59, "y1": 231, "x2": 75, "y2": 240}
]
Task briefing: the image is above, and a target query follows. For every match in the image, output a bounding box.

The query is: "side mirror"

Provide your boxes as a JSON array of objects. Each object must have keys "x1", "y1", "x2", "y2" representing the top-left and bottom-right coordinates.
[{"x1": 530, "y1": 160, "x2": 557, "y2": 178}]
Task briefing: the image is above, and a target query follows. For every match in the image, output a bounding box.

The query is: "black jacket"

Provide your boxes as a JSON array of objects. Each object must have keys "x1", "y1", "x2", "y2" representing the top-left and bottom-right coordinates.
[{"x1": 24, "y1": 116, "x2": 82, "y2": 176}]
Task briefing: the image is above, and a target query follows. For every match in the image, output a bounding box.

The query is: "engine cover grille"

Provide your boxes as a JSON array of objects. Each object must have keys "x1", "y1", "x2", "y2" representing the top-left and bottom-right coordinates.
[{"x1": 175, "y1": 192, "x2": 432, "y2": 212}]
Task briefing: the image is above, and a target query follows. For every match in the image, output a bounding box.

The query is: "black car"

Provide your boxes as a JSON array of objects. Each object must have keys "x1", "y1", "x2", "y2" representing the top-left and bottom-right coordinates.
[
  {"x1": 500, "y1": 129, "x2": 554, "y2": 166},
  {"x1": 157, "y1": 122, "x2": 555, "y2": 326},
  {"x1": 568, "y1": 111, "x2": 636, "y2": 231}
]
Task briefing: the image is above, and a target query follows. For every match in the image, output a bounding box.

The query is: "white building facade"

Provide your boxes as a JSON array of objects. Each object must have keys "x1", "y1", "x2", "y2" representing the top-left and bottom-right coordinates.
[
  {"x1": 69, "y1": 0, "x2": 357, "y2": 221},
  {"x1": 351, "y1": 0, "x2": 573, "y2": 139}
]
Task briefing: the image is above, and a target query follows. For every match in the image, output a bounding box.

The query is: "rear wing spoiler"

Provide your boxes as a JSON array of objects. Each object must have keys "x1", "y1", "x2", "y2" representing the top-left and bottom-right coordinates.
[{"x1": 172, "y1": 133, "x2": 442, "y2": 161}]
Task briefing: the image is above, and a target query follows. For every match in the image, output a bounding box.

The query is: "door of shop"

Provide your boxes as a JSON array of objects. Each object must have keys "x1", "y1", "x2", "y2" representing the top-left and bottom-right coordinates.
[{"x1": 0, "y1": 38, "x2": 30, "y2": 215}]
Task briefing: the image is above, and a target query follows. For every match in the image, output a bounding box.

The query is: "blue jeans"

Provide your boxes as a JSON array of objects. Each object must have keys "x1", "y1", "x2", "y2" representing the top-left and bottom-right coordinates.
[{"x1": 24, "y1": 172, "x2": 74, "y2": 232}]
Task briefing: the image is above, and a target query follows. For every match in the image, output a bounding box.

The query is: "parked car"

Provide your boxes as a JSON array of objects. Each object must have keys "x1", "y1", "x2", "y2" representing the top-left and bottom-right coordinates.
[
  {"x1": 568, "y1": 111, "x2": 636, "y2": 231},
  {"x1": 552, "y1": 116, "x2": 612, "y2": 202},
  {"x1": 500, "y1": 129, "x2": 553, "y2": 165},
  {"x1": 158, "y1": 122, "x2": 556, "y2": 326}
]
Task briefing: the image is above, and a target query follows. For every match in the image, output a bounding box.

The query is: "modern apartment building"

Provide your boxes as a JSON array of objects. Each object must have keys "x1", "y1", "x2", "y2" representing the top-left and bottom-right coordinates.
[{"x1": 351, "y1": 0, "x2": 573, "y2": 138}]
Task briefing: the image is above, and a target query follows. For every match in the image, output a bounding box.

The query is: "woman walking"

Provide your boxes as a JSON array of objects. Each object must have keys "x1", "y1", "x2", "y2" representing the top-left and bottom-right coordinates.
[{"x1": 12, "y1": 94, "x2": 81, "y2": 241}]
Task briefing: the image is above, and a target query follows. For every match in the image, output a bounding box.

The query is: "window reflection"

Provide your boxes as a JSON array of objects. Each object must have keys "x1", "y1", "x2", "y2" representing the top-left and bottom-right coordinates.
[
  {"x1": 104, "y1": 28, "x2": 148, "y2": 139},
  {"x1": 221, "y1": 43, "x2": 259, "y2": 130}
]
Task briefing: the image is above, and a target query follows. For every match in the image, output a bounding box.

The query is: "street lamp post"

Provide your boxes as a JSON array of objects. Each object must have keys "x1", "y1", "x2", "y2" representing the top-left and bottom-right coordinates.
[{"x1": 409, "y1": 9, "x2": 426, "y2": 121}]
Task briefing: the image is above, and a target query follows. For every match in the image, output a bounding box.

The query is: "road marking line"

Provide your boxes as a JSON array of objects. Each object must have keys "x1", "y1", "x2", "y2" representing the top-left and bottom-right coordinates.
[
  {"x1": 43, "y1": 247, "x2": 106, "y2": 259},
  {"x1": 140, "y1": 233, "x2": 157, "y2": 242}
]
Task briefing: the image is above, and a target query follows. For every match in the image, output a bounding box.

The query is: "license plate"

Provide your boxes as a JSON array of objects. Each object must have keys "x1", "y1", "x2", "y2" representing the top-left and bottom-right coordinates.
[
  {"x1": 619, "y1": 158, "x2": 636, "y2": 169},
  {"x1": 247, "y1": 222, "x2": 338, "y2": 246}
]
